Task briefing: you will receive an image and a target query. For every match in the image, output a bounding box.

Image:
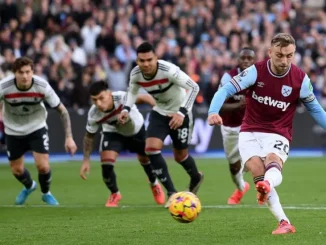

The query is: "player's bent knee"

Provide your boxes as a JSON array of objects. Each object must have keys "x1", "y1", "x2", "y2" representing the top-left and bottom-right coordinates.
[
  {"x1": 173, "y1": 148, "x2": 188, "y2": 162},
  {"x1": 145, "y1": 138, "x2": 163, "y2": 153},
  {"x1": 36, "y1": 162, "x2": 50, "y2": 173},
  {"x1": 33, "y1": 153, "x2": 50, "y2": 173},
  {"x1": 245, "y1": 156, "x2": 265, "y2": 176},
  {"x1": 100, "y1": 151, "x2": 118, "y2": 164},
  {"x1": 10, "y1": 159, "x2": 24, "y2": 175},
  {"x1": 137, "y1": 154, "x2": 149, "y2": 164},
  {"x1": 265, "y1": 153, "x2": 283, "y2": 166},
  {"x1": 229, "y1": 160, "x2": 241, "y2": 174}
]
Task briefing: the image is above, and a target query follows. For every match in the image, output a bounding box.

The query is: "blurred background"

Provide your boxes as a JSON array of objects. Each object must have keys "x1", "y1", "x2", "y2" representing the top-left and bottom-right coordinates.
[{"x1": 1, "y1": 0, "x2": 326, "y2": 156}]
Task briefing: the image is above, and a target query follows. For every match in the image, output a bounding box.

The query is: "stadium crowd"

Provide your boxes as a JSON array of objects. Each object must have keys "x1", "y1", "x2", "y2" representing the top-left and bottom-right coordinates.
[{"x1": 1, "y1": 0, "x2": 326, "y2": 108}]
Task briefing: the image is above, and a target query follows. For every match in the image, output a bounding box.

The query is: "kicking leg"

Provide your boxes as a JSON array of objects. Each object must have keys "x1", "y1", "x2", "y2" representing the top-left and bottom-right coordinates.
[{"x1": 245, "y1": 156, "x2": 268, "y2": 205}]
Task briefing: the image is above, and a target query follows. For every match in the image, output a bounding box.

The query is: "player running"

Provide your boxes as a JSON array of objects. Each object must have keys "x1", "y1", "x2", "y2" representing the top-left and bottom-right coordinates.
[
  {"x1": 118, "y1": 42, "x2": 203, "y2": 208},
  {"x1": 1, "y1": 57, "x2": 77, "y2": 205},
  {"x1": 208, "y1": 33, "x2": 326, "y2": 234},
  {"x1": 80, "y1": 81, "x2": 165, "y2": 207},
  {"x1": 219, "y1": 47, "x2": 255, "y2": 205}
]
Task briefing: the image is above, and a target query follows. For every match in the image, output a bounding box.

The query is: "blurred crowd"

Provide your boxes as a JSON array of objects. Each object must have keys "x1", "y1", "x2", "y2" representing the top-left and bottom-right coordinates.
[{"x1": 1, "y1": 0, "x2": 326, "y2": 109}]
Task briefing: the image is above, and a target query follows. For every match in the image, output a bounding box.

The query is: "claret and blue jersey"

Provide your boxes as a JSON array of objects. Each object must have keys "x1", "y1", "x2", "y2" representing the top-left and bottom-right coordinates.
[{"x1": 209, "y1": 59, "x2": 326, "y2": 142}]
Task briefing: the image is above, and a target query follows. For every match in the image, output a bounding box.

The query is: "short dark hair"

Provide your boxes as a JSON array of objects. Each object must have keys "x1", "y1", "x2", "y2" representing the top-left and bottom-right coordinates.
[
  {"x1": 89, "y1": 81, "x2": 108, "y2": 96},
  {"x1": 12, "y1": 57, "x2": 34, "y2": 72},
  {"x1": 240, "y1": 47, "x2": 255, "y2": 53},
  {"x1": 136, "y1": 42, "x2": 155, "y2": 54},
  {"x1": 271, "y1": 33, "x2": 295, "y2": 47}
]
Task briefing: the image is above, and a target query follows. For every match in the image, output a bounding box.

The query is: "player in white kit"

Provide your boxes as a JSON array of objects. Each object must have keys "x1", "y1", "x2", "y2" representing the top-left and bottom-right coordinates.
[
  {"x1": 79, "y1": 81, "x2": 165, "y2": 207},
  {"x1": 118, "y1": 42, "x2": 203, "y2": 207},
  {"x1": 1, "y1": 57, "x2": 77, "y2": 205}
]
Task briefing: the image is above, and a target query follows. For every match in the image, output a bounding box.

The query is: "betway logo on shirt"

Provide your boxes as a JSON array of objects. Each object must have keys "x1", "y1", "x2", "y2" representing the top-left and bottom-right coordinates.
[{"x1": 252, "y1": 91, "x2": 290, "y2": 111}]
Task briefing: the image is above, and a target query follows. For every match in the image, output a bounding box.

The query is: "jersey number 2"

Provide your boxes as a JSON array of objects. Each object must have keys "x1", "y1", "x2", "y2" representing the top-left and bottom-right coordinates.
[
  {"x1": 43, "y1": 134, "x2": 49, "y2": 151},
  {"x1": 273, "y1": 140, "x2": 289, "y2": 155}
]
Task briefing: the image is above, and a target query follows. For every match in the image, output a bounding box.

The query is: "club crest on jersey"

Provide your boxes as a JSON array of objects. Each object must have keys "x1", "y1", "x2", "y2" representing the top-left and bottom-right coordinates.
[
  {"x1": 281, "y1": 85, "x2": 292, "y2": 97},
  {"x1": 239, "y1": 70, "x2": 248, "y2": 77}
]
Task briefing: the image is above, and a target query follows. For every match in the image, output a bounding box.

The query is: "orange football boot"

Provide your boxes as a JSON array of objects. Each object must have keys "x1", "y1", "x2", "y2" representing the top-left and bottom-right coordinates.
[
  {"x1": 255, "y1": 180, "x2": 271, "y2": 205},
  {"x1": 227, "y1": 182, "x2": 250, "y2": 205},
  {"x1": 105, "y1": 193, "x2": 122, "y2": 207},
  {"x1": 150, "y1": 182, "x2": 165, "y2": 205},
  {"x1": 272, "y1": 220, "x2": 296, "y2": 235}
]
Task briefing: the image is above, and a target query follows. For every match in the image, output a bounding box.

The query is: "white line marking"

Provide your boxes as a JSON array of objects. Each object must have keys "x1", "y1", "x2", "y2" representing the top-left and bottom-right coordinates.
[{"x1": 1, "y1": 204, "x2": 326, "y2": 210}]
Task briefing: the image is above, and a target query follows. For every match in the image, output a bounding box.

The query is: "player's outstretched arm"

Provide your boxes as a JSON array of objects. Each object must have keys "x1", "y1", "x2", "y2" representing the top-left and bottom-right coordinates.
[
  {"x1": 300, "y1": 75, "x2": 326, "y2": 129},
  {"x1": 304, "y1": 100, "x2": 326, "y2": 129},
  {"x1": 56, "y1": 103, "x2": 77, "y2": 156},
  {"x1": 219, "y1": 72, "x2": 244, "y2": 112},
  {"x1": 80, "y1": 131, "x2": 96, "y2": 180},
  {"x1": 135, "y1": 94, "x2": 156, "y2": 106}
]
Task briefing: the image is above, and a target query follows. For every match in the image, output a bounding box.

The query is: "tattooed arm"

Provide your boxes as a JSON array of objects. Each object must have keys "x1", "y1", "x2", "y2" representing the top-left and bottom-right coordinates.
[
  {"x1": 80, "y1": 131, "x2": 96, "y2": 180},
  {"x1": 83, "y1": 131, "x2": 96, "y2": 160},
  {"x1": 56, "y1": 103, "x2": 77, "y2": 155},
  {"x1": 56, "y1": 103, "x2": 73, "y2": 138}
]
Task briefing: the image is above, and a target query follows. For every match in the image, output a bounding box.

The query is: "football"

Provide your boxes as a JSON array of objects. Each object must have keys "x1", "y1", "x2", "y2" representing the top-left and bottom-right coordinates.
[{"x1": 168, "y1": 191, "x2": 202, "y2": 223}]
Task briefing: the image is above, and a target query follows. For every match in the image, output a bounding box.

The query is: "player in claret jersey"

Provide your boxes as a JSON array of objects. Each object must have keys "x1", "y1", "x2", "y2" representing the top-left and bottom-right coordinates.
[
  {"x1": 208, "y1": 33, "x2": 326, "y2": 235},
  {"x1": 219, "y1": 48, "x2": 256, "y2": 205},
  {"x1": 80, "y1": 81, "x2": 165, "y2": 207},
  {"x1": 118, "y1": 42, "x2": 203, "y2": 208},
  {"x1": 0, "y1": 57, "x2": 77, "y2": 205}
]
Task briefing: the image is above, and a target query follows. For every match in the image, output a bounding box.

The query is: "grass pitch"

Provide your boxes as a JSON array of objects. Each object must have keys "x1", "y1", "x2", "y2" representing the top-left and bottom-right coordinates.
[{"x1": 0, "y1": 158, "x2": 326, "y2": 245}]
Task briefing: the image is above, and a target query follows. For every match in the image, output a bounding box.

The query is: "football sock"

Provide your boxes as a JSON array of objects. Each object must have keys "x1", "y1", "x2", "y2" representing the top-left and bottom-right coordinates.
[
  {"x1": 38, "y1": 170, "x2": 52, "y2": 193},
  {"x1": 266, "y1": 187, "x2": 290, "y2": 223},
  {"x1": 229, "y1": 163, "x2": 245, "y2": 191},
  {"x1": 101, "y1": 164, "x2": 119, "y2": 194},
  {"x1": 146, "y1": 151, "x2": 177, "y2": 196},
  {"x1": 178, "y1": 155, "x2": 200, "y2": 181},
  {"x1": 231, "y1": 172, "x2": 246, "y2": 191},
  {"x1": 253, "y1": 175, "x2": 264, "y2": 184},
  {"x1": 141, "y1": 162, "x2": 157, "y2": 185},
  {"x1": 14, "y1": 168, "x2": 33, "y2": 189},
  {"x1": 265, "y1": 162, "x2": 282, "y2": 189}
]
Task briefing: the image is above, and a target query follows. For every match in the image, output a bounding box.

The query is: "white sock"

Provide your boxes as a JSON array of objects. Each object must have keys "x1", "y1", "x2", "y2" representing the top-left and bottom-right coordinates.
[
  {"x1": 266, "y1": 188, "x2": 290, "y2": 223},
  {"x1": 29, "y1": 180, "x2": 36, "y2": 190},
  {"x1": 264, "y1": 167, "x2": 282, "y2": 189},
  {"x1": 151, "y1": 179, "x2": 159, "y2": 186},
  {"x1": 231, "y1": 172, "x2": 245, "y2": 191}
]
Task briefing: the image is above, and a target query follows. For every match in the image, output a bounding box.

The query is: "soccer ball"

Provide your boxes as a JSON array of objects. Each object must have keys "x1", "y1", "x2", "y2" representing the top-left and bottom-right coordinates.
[{"x1": 168, "y1": 191, "x2": 201, "y2": 223}]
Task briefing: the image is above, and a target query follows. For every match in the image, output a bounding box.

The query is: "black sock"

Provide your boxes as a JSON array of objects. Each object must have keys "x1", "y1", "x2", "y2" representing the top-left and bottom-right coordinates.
[
  {"x1": 102, "y1": 164, "x2": 118, "y2": 193},
  {"x1": 141, "y1": 162, "x2": 157, "y2": 184},
  {"x1": 38, "y1": 170, "x2": 52, "y2": 193},
  {"x1": 178, "y1": 155, "x2": 200, "y2": 180},
  {"x1": 148, "y1": 153, "x2": 177, "y2": 196},
  {"x1": 253, "y1": 175, "x2": 264, "y2": 184},
  {"x1": 14, "y1": 168, "x2": 33, "y2": 189}
]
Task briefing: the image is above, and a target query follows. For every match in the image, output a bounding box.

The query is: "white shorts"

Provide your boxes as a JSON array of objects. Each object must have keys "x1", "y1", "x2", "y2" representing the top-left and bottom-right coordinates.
[
  {"x1": 221, "y1": 125, "x2": 241, "y2": 164},
  {"x1": 238, "y1": 132, "x2": 289, "y2": 166}
]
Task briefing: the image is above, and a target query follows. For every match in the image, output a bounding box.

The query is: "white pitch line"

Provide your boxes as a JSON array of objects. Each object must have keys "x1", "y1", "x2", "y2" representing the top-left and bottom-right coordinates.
[{"x1": 1, "y1": 204, "x2": 326, "y2": 210}]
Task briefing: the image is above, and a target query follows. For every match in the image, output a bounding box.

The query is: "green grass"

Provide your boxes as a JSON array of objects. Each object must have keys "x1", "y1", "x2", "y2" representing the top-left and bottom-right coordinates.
[{"x1": 0, "y1": 158, "x2": 326, "y2": 245}]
